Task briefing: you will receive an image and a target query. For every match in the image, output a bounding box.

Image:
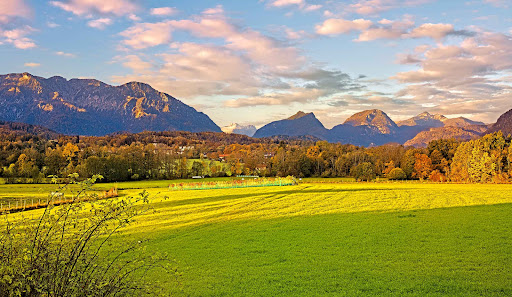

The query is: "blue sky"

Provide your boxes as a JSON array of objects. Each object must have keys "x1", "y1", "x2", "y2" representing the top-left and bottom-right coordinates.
[{"x1": 1, "y1": 0, "x2": 511, "y2": 128}]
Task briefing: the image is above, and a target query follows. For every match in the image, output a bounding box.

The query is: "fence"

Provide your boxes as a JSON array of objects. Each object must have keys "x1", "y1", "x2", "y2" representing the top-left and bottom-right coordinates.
[
  {"x1": 169, "y1": 177, "x2": 296, "y2": 191},
  {"x1": 0, "y1": 187, "x2": 118, "y2": 214}
]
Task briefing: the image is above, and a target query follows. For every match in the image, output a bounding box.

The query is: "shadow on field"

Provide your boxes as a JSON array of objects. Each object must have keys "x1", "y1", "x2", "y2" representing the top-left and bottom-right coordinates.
[{"x1": 165, "y1": 187, "x2": 398, "y2": 207}]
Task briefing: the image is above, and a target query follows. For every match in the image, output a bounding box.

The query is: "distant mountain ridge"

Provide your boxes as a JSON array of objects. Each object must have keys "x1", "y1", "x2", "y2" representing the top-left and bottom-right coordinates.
[
  {"x1": 0, "y1": 72, "x2": 221, "y2": 136},
  {"x1": 2, "y1": 72, "x2": 504, "y2": 147},
  {"x1": 221, "y1": 123, "x2": 257, "y2": 137},
  {"x1": 397, "y1": 112, "x2": 447, "y2": 128},
  {"x1": 253, "y1": 110, "x2": 489, "y2": 147}
]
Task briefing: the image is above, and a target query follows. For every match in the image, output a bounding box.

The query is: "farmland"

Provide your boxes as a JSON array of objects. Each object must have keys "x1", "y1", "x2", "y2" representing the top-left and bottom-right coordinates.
[{"x1": 2, "y1": 180, "x2": 512, "y2": 296}]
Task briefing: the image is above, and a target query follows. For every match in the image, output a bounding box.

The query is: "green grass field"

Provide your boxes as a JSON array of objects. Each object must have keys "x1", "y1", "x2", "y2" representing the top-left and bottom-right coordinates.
[{"x1": 2, "y1": 180, "x2": 512, "y2": 296}]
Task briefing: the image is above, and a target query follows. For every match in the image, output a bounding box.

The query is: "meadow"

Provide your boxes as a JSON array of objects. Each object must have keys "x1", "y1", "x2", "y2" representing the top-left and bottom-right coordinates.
[{"x1": 1, "y1": 180, "x2": 512, "y2": 296}]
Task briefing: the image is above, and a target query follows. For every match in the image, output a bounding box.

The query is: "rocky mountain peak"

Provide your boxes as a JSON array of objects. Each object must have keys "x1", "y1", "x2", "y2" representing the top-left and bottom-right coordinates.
[
  {"x1": 397, "y1": 111, "x2": 447, "y2": 128},
  {"x1": 287, "y1": 111, "x2": 312, "y2": 120},
  {"x1": 343, "y1": 109, "x2": 397, "y2": 134}
]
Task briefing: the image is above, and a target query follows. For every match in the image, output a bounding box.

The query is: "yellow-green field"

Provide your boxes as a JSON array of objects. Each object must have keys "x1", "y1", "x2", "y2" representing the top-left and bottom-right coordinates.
[{"x1": 2, "y1": 180, "x2": 512, "y2": 296}]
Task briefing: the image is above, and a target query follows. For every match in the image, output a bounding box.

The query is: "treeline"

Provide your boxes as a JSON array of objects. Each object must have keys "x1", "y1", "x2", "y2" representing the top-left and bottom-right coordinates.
[{"x1": 0, "y1": 129, "x2": 511, "y2": 183}]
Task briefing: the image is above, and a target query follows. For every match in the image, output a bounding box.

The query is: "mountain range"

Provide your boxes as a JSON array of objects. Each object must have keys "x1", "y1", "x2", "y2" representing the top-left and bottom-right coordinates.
[
  {"x1": 1, "y1": 72, "x2": 509, "y2": 147},
  {"x1": 0, "y1": 72, "x2": 221, "y2": 136},
  {"x1": 252, "y1": 110, "x2": 489, "y2": 147}
]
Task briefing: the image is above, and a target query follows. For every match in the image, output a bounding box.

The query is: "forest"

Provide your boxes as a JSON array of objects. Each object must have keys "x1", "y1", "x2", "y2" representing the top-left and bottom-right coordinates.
[{"x1": 0, "y1": 129, "x2": 511, "y2": 183}]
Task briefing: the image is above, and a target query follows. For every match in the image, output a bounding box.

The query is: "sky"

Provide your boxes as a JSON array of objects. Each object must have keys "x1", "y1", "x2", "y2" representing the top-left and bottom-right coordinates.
[{"x1": 1, "y1": 0, "x2": 511, "y2": 128}]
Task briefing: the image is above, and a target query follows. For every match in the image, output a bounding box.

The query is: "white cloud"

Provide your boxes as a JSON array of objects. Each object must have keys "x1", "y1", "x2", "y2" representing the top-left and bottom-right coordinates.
[
  {"x1": 268, "y1": 0, "x2": 322, "y2": 12},
  {"x1": 316, "y1": 17, "x2": 465, "y2": 42},
  {"x1": 56, "y1": 51, "x2": 76, "y2": 57},
  {"x1": 128, "y1": 14, "x2": 140, "y2": 21},
  {"x1": 348, "y1": 0, "x2": 434, "y2": 16},
  {"x1": 271, "y1": 0, "x2": 305, "y2": 7},
  {"x1": 47, "y1": 21, "x2": 60, "y2": 28},
  {"x1": 50, "y1": 0, "x2": 138, "y2": 17},
  {"x1": 150, "y1": 7, "x2": 179, "y2": 16},
  {"x1": 0, "y1": 0, "x2": 31, "y2": 22},
  {"x1": 87, "y1": 18, "x2": 112, "y2": 29},
  {"x1": 120, "y1": 21, "x2": 174, "y2": 49},
  {"x1": 24, "y1": 62, "x2": 40, "y2": 67},
  {"x1": 202, "y1": 5, "x2": 224, "y2": 15},
  {"x1": 0, "y1": 26, "x2": 37, "y2": 49},
  {"x1": 405, "y1": 23, "x2": 457, "y2": 41},
  {"x1": 315, "y1": 18, "x2": 372, "y2": 35}
]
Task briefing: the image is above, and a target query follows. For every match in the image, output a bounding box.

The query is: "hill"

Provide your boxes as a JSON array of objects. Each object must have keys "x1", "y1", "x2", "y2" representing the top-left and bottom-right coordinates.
[
  {"x1": 404, "y1": 125, "x2": 487, "y2": 147},
  {"x1": 0, "y1": 120, "x2": 61, "y2": 139},
  {"x1": 0, "y1": 73, "x2": 221, "y2": 136}
]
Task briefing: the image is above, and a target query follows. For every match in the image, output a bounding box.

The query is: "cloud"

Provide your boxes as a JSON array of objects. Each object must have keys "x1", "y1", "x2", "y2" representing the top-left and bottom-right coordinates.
[
  {"x1": 0, "y1": 0, "x2": 37, "y2": 49},
  {"x1": 150, "y1": 7, "x2": 178, "y2": 16},
  {"x1": 267, "y1": 0, "x2": 322, "y2": 12},
  {"x1": 119, "y1": 21, "x2": 173, "y2": 49},
  {"x1": 348, "y1": 0, "x2": 434, "y2": 16},
  {"x1": 56, "y1": 51, "x2": 76, "y2": 57},
  {"x1": 356, "y1": 18, "x2": 414, "y2": 41},
  {"x1": 0, "y1": 0, "x2": 31, "y2": 22},
  {"x1": 128, "y1": 14, "x2": 140, "y2": 21},
  {"x1": 315, "y1": 18, "x2": 372, "y2": 35},
  {"x1": 202, "y1": 5, "x2": 224, "y2": 15},
  {"x1": 120, "y1": 15, "x2": 303, "y2": 70},
  {"x1": 404, "y1": 23, "x2": 455, "y2": 40},
  {"x1": 112, "y1": 42, "x2": 260, "y2": 98},
  {"x1": 483, "y1": 0, "x2": 509, "y2": 8},
  {"x1": 316, "y1": 17, "x2": 468, "y2": 42},
  {"x1": 47, "y1": 21, "x2": 60, "y2": 28},
  {"x1": 87, "y1": 18, "x2": 112, "y2": 29},
  {"x1": 114, "y1": 11, "x2": 362, "y2": 107},
  {"x1": 50, "y1": 0, "x2": 138, "y2": 17},
  {"x1": 284, "y1": 27, "x2": 308, "y2": 39},
  {"x1": 393, "y1": 32, "x2": 512, "y2": 121},
  {"x1": 0, "y1": 25, "x2": 37, "y2": 49},
  {"x1": 24, "y1": 62, "x2": 40, "y2": 67},
  {"x1": 224, "y1": 88, "x2": 325, "y2": 107}
]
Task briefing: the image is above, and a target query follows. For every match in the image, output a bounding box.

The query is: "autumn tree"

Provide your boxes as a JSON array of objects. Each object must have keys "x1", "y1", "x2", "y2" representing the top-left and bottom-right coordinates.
[{"x1": 413, "y1": 153, "x2": 432, "y2": 180}]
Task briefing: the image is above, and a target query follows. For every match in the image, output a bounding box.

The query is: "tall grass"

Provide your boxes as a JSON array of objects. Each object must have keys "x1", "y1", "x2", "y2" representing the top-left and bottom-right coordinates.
[{"x1": 0, "y1": 174, "x2": 173, "y2": 296}]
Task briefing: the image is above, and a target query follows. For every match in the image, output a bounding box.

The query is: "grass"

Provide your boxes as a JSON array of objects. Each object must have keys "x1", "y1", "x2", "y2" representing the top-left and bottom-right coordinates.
[{"x1": 2, "y1": 181, "x2": 512, "y2": 296}]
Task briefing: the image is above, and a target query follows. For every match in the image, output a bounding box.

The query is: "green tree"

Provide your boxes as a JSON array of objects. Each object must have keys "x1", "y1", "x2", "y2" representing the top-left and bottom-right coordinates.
[
  {"x1": 191, "y1": 161, "x2": 205, "y2": 176},
  {"x1": 387, "y1": 168, "x2": 407, "y2": 180},
  {"x1": 352, "y1": 162, "x2": 376, "y2": 181}
]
